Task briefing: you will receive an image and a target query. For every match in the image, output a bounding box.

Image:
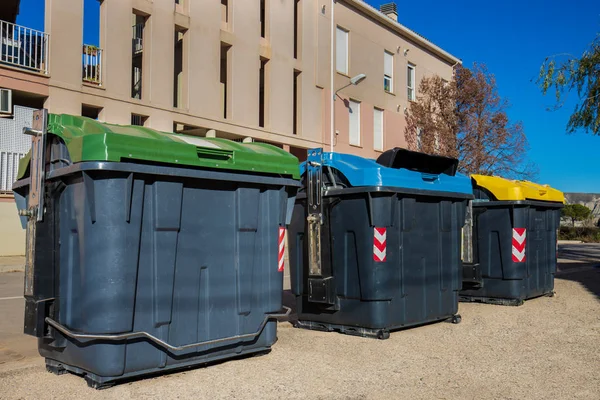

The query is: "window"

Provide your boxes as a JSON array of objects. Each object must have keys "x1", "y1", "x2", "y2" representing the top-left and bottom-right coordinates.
[
  {"x1": 348, "y1": 100, "x2": 360, "y2": 146},
  {"x1": 407, "y1": 63, "x2": 416, "y2": 101},
  {"x1": 260, "y1": 0, "x2": 267, "y2": 38},
  {"x1": 131, "y1": 13, "x2": 147, "y2": 99},
  {"x1": 293, "y1": 70, "x2": 301, "y2": 135},
  {"x1": 221, "y1": 0, "x2": 229, "y2": 24},
  {"x1": 373, "y1": 108, "x2": 384, "y2": 151},
  {"x1": 81, "y1": 104, "x2": 102, "y2": 120},
  {"x1": 259, "y1": 58, "x2": 269, "y2": 128},
  {"x1": 384, "y1": 51, "x2": 393, "y2": 93},
  {"x1": 293, "y1": 0, "x2": 301, "y2": 59},
  {"x1": 131, "y1": 114, "x2": 148, "y2": 126},
  {"x1": 0, "y1": 89, "x2": 12, "y2": 114},
  {"x1": 220, "y1": 43, "x2": 231, "y2": 118},
  {"x1": 336, "y1": 27, "x2": 348, "y2": 75},
  {"x1": 173, "y1": 28, "x2": 187, "y2": 108}
]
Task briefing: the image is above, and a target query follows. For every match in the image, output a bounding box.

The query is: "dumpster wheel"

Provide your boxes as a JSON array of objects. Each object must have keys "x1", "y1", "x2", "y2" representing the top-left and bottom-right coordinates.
[
  {"x1": 450, "y1": 314, "x2": 462, "y2": 324},
  {"x1": 376, "y1": 330, "x2": 391, "y2": 340}
]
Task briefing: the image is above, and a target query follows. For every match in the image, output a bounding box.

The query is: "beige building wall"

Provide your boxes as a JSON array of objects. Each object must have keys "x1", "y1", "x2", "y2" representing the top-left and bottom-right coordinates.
[
  {"x1": 0, "y1": 0, "x2": 459, "y2": 256},
  {"x1": 39, "y1": 0, "x2": 457, "y2": 155},
  {"x1": 0, "y1": 197, "x2": 25, "y2": 256}
]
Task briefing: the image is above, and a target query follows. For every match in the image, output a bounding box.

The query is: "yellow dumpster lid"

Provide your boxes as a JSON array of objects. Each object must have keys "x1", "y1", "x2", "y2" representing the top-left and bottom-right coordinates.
[{"x1": 471, "y1": 174, "x2": 565, "y2": 203}]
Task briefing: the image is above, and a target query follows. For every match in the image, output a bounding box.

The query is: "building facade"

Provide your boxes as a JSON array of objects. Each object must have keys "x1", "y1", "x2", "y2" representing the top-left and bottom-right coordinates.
[{"x1": 0, "y1": 0, "x2": 459, "y2": 255}]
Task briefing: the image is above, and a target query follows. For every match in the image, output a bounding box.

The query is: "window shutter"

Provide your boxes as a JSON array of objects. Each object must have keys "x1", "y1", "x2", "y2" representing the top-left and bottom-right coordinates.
[
  {"x1": 349, "y1": 100, "x2": 360, "y2": 145},
  {"x1": 373, "y1": 108, "x2": 384, "y2": 151},
  {"x1": 384, "y1": 52, "x2": 393, "y2": 77},
  {"x1": 336, "y1": 27, "x2": 348, "y2": 74}
]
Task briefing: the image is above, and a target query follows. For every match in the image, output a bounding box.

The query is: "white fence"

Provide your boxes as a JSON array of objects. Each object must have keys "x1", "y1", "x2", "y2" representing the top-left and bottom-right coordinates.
[
  {"x1": 82, "y1": 44, "x2": 103, "y2": 85},
  {"x1": 0, "y1": 151, "x2": 25, "y2": 192},
  {"x1": 0, "y1": 20, "x2": 49, "y2": 74}
]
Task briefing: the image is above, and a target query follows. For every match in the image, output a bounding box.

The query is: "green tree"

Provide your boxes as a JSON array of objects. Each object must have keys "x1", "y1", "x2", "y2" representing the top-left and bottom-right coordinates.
[
  {"x1": 561, "y1": 204, "x2": 592, "y2": 227},
  {"x1": 538, "y1": 34, "x2": 600, "y2": 135}
]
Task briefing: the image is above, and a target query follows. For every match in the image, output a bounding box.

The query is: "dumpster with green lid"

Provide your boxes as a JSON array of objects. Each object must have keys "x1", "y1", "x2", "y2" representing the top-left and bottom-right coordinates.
[
  {"x1": 460, "y1": 174, "x2": 565, "y2": 306},
  {"x1": 13, "y1": 110, "x2": 300, "y2": 388}
]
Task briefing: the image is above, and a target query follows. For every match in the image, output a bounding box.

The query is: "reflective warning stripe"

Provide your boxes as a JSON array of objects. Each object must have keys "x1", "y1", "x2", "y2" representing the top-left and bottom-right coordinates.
[
  {"x1": 278, "y1": 227, "x2": 285, "y2": 272},
  {"x1": 373, "y1": 227, "x2": 387, "y2": 262},
  {"x1": 512, "y1": 228, "x2": 526, "y2": 263}
]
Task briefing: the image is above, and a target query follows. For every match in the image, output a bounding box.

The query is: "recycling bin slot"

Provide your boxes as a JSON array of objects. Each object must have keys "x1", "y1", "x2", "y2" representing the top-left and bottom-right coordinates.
[{"x1": 376, "y1": 147, "x2": 459, "y2": 176}]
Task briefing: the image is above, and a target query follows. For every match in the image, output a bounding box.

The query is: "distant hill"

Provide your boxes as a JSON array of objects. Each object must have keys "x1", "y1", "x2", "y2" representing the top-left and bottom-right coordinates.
[{"x1": 564, "y1": 193, "x2": 600, "y2": 226}]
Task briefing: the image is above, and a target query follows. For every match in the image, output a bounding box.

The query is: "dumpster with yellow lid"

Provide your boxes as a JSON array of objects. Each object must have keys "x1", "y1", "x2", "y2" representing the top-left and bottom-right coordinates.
[{"x1": 460, "y1": 174, "x2": 564, "y2": 306}]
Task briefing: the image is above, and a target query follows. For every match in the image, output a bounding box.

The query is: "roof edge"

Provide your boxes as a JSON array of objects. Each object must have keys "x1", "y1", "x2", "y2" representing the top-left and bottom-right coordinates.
[{"x1": 343, "y1": 0, "x2": 462, "y2": 66}]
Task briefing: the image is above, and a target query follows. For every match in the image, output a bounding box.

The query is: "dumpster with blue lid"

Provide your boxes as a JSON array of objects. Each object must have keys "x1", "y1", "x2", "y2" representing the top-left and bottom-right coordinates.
[
  {"x1": 288, "y1": 148, "x2": 474, "y2": 339},
  {"x1": 460, "y1": 175, "x2": 565, "y2": 306},
  {"x1": 13, "y1": 110, "x2": 300, "y2": 388}
]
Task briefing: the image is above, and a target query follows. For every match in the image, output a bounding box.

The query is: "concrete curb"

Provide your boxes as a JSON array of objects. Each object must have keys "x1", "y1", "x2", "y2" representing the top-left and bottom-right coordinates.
[{"x1": 0, "y1": 265, "x2": 24, "y2": 274}]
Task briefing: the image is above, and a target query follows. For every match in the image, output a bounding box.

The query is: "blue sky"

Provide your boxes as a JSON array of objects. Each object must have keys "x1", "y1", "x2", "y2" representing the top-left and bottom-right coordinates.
[
  {"x1": 17, "y1": 0, "x2": 600, "y2": 192},
  {"x1": 366, "y1": 0, "x2": 600, "y2": 193}
]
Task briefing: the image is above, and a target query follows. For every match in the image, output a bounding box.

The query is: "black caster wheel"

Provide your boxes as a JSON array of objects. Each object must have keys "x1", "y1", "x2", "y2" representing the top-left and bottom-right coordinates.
[
  {"x1": 377, "y1": 330, "x2": 390, "y2": 340},
  {"x1": 547, "y1": 291, "x2": 555, "y2": 298},
  {"x1": 451, "y1": 314, "x2": 462, "y2": 324}
]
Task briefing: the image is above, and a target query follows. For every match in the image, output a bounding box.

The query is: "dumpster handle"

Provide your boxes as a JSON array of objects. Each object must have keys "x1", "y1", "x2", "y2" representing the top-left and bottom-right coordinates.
[{"x1": 44, "y1": 306, "x2": 291, "y2": 352}]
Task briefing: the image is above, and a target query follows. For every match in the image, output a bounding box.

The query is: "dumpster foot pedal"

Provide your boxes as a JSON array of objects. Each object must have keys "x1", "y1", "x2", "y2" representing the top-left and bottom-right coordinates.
[
  {"x1": 459, "y1": 295, "x2": 524, "y2": 307},
  {"x1": 294, "y1": 320, "x2": 390, "y2": 340}
]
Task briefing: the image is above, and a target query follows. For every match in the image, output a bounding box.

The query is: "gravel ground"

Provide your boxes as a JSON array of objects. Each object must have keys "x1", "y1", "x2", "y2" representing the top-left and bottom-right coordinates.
[{"x1": 1, "y1": 266, "x2": 599, "y2": 400}]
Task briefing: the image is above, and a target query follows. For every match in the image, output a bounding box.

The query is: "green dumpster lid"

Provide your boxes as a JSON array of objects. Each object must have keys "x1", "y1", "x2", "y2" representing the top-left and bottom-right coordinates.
[{"x1": 17, "y1": 114, "x2": 300, "y2": 180}]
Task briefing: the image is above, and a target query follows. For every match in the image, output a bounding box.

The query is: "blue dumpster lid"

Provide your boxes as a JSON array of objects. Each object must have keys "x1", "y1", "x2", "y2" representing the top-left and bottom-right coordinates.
[{"x1": 301, "y1": 150, "x2": 473, "y2": 196}]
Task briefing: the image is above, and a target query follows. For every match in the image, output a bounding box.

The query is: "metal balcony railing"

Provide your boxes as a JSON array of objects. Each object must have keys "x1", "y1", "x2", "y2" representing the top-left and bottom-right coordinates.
[
  {"x1": 0, "y1": 20, "x2": 49, "y2": 74},
  {"x1": 82, "y1": 44, "x2": 103, "y2": 85},
  {"x1": 0, "y1": 150, "x2": 25, "y2": 192},
  {"x1": 132, "y1": 23, "x2": 143, "y2": 54}
]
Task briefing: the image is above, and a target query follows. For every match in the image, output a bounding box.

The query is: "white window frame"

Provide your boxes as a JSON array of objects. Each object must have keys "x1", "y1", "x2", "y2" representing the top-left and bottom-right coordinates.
[
  {"x1": 373, "y1": 108, "x2": 384, "y2": 151},
  {"x1": 407, "y1": 63, "x2": 416, "y2": 101},
  {"x1": 384, "y1": 51, "x2": 393, "y2": 93},
  {"x1": 348, "y1": 99, "x2": 361, "y2": 146},
  {"x1": 0, "y1": 89, "x2": 13, "y2": 114},
  {"x1": 336, "y1": 26, "x2": 349, "y2": 75}
]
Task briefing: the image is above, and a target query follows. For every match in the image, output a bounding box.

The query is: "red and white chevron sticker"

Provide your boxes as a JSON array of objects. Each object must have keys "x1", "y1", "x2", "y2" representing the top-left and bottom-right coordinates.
[
  {"x1": 373, "y1": 227, "x2": 387, "y2": 262},
  {"x1": 512, "y1": 228, "x2": 526, "y2": 263},
  {"x1": 278, "y1": 227, "x2": 285, "y2": 272}
]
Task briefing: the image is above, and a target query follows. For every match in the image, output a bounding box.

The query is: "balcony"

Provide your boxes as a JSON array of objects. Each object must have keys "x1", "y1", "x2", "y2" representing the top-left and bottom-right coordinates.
[
  {"x1": 132, "y1": 23, "x2": 143, "y2": 54},
  {"x1": 0, "y1": 20, "x2": 49, "y2": 74},
  {"x1": 82, "y1": 44, "x2": 103, "y2": 86}
]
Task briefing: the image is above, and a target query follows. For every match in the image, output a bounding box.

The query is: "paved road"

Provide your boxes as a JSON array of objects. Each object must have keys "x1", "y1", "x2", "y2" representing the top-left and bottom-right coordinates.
[
  {"x1": 0, "y1": 272, "x2": 37, "y2": 364},
  {"x1": 557, "y1": 242, "x2": 600, "y2": 264}
]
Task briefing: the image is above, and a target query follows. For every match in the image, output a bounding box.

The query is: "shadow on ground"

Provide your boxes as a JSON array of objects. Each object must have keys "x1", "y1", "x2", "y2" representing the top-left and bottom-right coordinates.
[{"x1": 556, "y1": 266, "x2": 600, "y2": 300}]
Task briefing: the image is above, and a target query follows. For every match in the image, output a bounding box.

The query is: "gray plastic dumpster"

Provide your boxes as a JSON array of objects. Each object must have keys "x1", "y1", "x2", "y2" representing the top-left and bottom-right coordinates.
[
  {"x1": 288, "y1": 148, "x2": 474, "y2": 339},
  {"x1": 13, "y1": 111, "x2": 300, "y2": 388}
]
